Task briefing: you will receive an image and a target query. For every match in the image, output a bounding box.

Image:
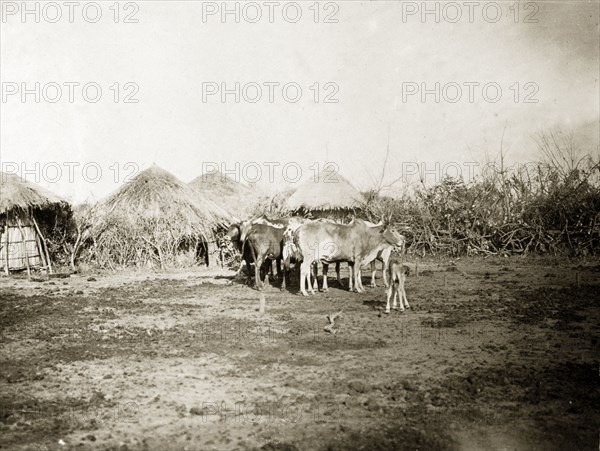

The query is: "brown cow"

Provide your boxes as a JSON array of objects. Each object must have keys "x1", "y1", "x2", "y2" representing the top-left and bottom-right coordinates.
[
  {"x1": 242, "y1": 223, "x2": 285, "y2": 290},
  {"x1": 223, "y1": 221, "x2": 255, "y2": 284},
  {"x1": 224, "y1": 216, "x2": 307, "y2": 290}
]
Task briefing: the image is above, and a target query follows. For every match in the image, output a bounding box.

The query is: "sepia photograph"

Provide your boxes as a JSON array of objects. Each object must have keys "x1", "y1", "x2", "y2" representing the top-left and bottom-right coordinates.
[{"x1": 1, "y1": 1, "x2": 599, "y2": 450}]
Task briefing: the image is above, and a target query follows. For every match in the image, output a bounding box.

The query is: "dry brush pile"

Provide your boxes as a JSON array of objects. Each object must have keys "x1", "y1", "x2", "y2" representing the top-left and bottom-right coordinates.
[{"x1": 365, "y1": 147, "x2": 600, "y2": 257}]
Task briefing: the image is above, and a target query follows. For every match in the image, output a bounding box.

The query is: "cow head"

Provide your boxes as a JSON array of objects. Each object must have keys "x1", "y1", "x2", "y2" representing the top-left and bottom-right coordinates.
[
  {"x1": 282, "y1": 225, "x2": 302, "y2": 264},
  {"x1": 288, "y1": 216, "x2": 307, "y2": 228},
  {"x1": 381, "y1": 227, "x2": 406, "y2": 251}
]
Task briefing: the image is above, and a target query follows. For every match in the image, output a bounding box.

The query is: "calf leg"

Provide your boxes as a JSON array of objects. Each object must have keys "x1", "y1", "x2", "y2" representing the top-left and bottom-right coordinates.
[
  {"x1": 322, "y1": 263, "x2": 329, "y2": 292},
  {"x1": 336, "y1": 262, "x2": 341, "y2": 286},
  {"x1": 400, "y1": 274, "x2": 410, "y2": 310},
  {"x1": 393, "y1": 283, "x2": 401, "y2": 311},
  {"x1": 385, "y1": 284, "x2": 394, "y2": 314}
]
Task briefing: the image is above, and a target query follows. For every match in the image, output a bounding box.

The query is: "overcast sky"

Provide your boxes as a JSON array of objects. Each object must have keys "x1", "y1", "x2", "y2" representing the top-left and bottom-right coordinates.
[{"x1": 1, "y1": 1, "x2": 598, "y2": 203}]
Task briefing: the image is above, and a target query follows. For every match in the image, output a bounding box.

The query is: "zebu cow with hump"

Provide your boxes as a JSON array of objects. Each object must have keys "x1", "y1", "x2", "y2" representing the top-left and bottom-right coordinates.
[{"x1": 293, "y1": 219, "x2": 405, "y2": 296}]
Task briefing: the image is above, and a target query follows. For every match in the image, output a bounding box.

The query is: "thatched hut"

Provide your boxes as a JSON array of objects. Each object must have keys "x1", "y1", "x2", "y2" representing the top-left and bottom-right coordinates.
[
  {"x1": 188, "y1": 171, "x2": 256, "y2": 221},
  {"x1": 284, "y1": 173, "x2": 366, "y2": 222},
  {"x1": 91, "y1": 165, "x2": 233, "y2": 269},
  {"x1": 0, "y1": 172, "x2": 69, "y2": 276}
]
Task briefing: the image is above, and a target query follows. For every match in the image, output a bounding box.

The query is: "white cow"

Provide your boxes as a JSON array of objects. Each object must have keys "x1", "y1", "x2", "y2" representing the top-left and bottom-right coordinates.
[{"x1": 292, "y1": 219, "x2": 405, "y2": 295}]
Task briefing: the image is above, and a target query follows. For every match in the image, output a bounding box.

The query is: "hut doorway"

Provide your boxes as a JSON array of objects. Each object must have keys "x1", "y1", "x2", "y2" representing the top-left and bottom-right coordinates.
[
  {"x1": 195, "y1": 238, "x2": 210, "y2": 267},
  {"x1": 0, "y1": 213, "x2": 52, "y2": 276},
  {"x1": 0, "y1": 172, "x2": 66, "y2": 276}
]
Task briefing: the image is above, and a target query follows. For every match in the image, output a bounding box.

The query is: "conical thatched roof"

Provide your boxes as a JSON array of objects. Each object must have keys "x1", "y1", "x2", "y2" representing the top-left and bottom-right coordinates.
[
  {"x1": 101, "y1": 165, "x2": 233, "y2": 235},
  {"x1": 0, "y1": 172, "x2": 66, "y2": 215},
  {"x1": 189, "y1": 171, "x2": 256, "y2": 221},
  {"x1": 285, "y1": 173, "x2": 365, "y2": 212}
]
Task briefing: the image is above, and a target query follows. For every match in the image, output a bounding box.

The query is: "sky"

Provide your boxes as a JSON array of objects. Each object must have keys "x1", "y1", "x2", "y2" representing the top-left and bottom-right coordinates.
[{"x1": 1, "y1": 0, "x2": 599, "y2": 203}]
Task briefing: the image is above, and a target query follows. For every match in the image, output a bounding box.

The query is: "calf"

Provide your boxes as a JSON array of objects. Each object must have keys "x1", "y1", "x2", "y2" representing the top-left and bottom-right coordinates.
[{"x1": 385, "y1": 259, "x2": 410, "y2": 313}]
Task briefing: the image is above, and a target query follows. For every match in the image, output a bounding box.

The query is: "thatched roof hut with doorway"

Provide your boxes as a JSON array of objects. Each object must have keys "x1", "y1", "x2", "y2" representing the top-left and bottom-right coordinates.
[{"x1": 0, "y1": 172, "x2": 70, "y2": 276}]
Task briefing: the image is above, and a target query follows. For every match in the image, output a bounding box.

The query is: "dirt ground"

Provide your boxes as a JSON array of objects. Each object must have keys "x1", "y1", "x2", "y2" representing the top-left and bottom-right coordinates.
[{"x1": 1, "y1": 256, "x2": 599, "y2": 451}]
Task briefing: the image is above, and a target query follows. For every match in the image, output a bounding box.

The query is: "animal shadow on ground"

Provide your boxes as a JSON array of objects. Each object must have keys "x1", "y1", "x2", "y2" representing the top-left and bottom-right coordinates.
[
  {"x1": 225, "y1": 266, "x2": 294, "y2": 292},
  {"x1": 363, "y1": 299, "x2": 387, "y2": 310}
]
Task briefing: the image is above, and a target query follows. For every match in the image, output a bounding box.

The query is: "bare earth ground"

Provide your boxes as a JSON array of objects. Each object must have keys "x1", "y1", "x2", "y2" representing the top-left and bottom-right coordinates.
[{"x1": 0, "y1": 256, "x2": 599, "y2": 451}]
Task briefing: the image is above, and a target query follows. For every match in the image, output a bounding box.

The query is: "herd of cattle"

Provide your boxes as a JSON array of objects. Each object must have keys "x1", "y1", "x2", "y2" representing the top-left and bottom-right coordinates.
[{"x1": 222, "y1": 216, "x2": 411, "y2": 313}]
